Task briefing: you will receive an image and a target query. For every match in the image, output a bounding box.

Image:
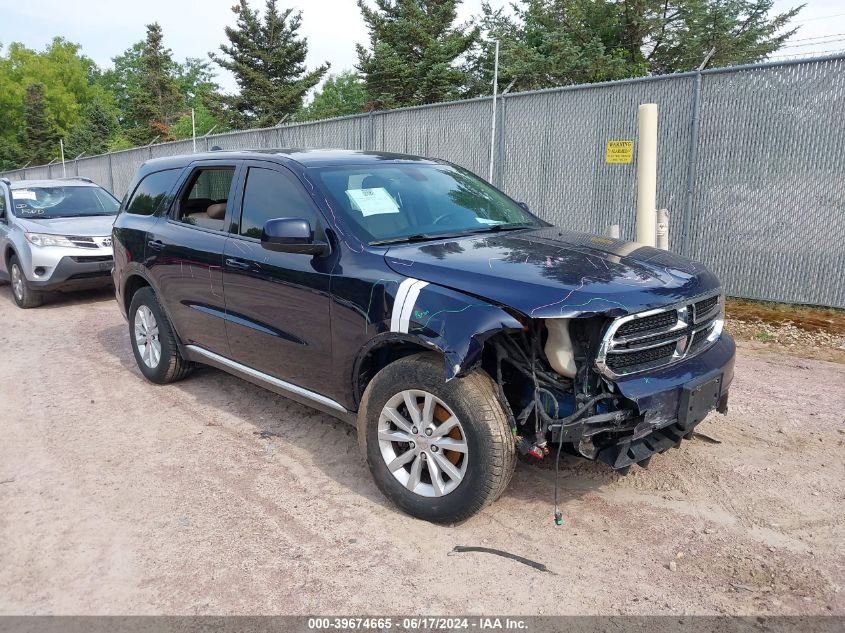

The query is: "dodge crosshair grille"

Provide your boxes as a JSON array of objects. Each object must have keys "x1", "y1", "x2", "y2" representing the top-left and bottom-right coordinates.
[{"x1": 596, "y1": 291, "x2": 724, "y2": 378}]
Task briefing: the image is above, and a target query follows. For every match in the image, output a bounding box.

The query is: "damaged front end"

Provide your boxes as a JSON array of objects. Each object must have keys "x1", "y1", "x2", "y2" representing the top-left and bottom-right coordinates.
[{"x1": 482, "y1": 291, "x2": 735, "y2": 474}]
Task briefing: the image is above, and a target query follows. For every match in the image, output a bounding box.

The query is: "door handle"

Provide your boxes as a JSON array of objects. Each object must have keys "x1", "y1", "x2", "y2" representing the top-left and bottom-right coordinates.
[
  {"x1": 147, "y1": 239, "x2": 165, "y2": 251},
  {"x1": 225, "y1": 258, "x2": 254, "y2": 271}
]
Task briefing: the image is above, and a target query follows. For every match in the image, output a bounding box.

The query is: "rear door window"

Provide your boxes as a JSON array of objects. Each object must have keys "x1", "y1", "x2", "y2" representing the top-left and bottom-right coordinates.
[
  {"x1": 126, "y1": 169, "x2": 182, "y2": 216},
  {"x1": 173, "y1": 168, "x2": 235, "y2": 231}
]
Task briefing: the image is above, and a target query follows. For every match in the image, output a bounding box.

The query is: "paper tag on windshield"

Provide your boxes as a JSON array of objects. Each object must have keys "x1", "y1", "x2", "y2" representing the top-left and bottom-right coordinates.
[
  {"x1": 13, "y1": 190, "x2": 36, "y2": 200},
  {"x1": 346, "y1": 187, "x2": 400, "y2": 217}
]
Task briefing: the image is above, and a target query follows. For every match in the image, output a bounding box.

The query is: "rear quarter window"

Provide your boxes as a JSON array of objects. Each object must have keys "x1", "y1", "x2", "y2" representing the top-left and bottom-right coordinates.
[{"x1": 126, "y1": 169, "x2": 182, "y2": 216}]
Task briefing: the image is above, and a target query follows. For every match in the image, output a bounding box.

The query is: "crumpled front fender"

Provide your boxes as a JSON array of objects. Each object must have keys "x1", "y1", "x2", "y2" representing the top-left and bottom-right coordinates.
[{"x1": 380, "y1": 278, "x2": 524, "y2": 379}]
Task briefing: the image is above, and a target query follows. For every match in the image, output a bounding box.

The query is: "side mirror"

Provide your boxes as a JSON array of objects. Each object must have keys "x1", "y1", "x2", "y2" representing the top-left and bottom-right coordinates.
[
  {"x1": 517, "y1": 201, "x2": 530, "y2": 212},
  {"x1": 261, "y1": 218, "x2": 329, "y2": 256}
]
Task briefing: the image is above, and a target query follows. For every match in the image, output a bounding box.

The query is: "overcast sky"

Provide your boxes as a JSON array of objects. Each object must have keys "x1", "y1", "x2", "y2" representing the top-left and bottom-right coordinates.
[{"x1": 1, "y1": 0, "x2": 843, "y2": 95}]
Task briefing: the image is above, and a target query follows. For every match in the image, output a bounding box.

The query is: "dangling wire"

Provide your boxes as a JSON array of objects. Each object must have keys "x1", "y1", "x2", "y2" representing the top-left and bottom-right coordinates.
[{"x1": 554, "y1": 435, "x2": 564, "y2": 526}]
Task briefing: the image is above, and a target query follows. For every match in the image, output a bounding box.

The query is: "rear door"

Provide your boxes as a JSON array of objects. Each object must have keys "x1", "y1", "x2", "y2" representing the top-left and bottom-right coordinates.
[
  {"x1": 146, "y1": 161, "x2": 241, "y2": 356},
  {"x1": 221, "y1": 160, "x2": 333, "y2": 392}
]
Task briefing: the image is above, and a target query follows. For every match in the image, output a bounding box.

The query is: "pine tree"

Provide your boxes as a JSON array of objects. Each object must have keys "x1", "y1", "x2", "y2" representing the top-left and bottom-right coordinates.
[
  {"x1": 211, "y1": 0, "x2": 329, "y2": 128},
  {"x1": 65, "y1": 97, "x2": 120, "y2": 157},
  {"x1": 464, "y1": 0, "x2": 802, "y2": 95},
  {"x1": 21, "y1": 83, "x2": 59, "y2": 165},
  {"x1": 125, "y1": 23, "x2": 183, "y2": 145},
  {"x1": 356, "y1": 0, "x2": 479, "y2": 108}
]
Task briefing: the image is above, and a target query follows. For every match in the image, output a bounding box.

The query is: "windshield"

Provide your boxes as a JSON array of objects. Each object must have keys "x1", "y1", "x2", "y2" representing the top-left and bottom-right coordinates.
[
  {"x1": 313, "y1": 164, "x2": 543, "y2": 244},
  {"x1": 11, "y1": 186, "x2": 120, "y2": 219}
]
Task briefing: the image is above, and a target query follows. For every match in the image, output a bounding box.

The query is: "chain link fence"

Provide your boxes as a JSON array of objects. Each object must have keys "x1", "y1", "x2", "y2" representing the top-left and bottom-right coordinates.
[{"x1": 3, "y1": 55, "x2": 843, "y2": 307}]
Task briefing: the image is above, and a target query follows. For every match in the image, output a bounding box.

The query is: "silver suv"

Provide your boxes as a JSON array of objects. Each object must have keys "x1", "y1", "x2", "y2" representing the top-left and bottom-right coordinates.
[{"x1": 0, "y1": 177, "x2": 120, "y2": 308}]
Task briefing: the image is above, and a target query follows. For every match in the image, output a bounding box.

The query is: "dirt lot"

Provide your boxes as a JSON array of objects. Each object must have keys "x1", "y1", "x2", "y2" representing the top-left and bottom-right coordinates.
[{"x1": 0, "y1": 286, "x2": 842, "y2": 616}]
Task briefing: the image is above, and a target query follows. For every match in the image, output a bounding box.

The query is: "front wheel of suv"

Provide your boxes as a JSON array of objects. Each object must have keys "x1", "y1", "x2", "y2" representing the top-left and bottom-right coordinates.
[
  {"x1": 9, "y1": 256, "x2": 43, "y2": 309},
  {"x1": 358, "y1": 352, "x2": 516, "y2": 523},
  {"x1": 128, "y1": 287, "x2": 192, "y2": 384}
]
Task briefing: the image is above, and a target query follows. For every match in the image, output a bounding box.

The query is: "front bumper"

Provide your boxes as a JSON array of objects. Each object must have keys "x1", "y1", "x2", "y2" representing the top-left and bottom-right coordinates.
[
  {"x1": 27, "y1": 254, "x2": 115, "y2": 291},
  {"x1": 550, "y1": 333, "x2": 736, "y2": 469}
]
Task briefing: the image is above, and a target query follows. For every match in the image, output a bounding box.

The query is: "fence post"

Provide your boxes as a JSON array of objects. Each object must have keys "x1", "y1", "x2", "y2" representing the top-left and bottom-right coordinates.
[
  {"x1": 494, "y1": 96, "x2": 507, "y2": 188},
  {"x1": 367, "y1": 110, "x2": 375, "y2": 151},
  {"x1": 680, "y1": 50, "x2": 714, "y2": 257},
  {"x1": 108, "y1": 154, "x2": 115, "y2": 194}
]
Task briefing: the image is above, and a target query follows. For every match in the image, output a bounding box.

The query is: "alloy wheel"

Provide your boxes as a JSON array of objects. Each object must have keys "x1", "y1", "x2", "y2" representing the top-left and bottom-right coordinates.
[
  {"x1": 134, "y1": 305, "x2": 162, "y2": 368},
  {"x1": 378, "y1": 389, "x2": 469, "y2": 498},
  {"x1": 11, "y1": 264, "x2": 24, "y2": 301}
]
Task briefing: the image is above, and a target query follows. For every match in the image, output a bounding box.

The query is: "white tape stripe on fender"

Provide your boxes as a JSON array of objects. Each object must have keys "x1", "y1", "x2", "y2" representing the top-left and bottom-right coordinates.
[
  {"x1": 399, "y1": 280, "x2": 429, "y2": 333},
  {"x1": 390, "y1": 277, "x2": 419, "y2": 332}
]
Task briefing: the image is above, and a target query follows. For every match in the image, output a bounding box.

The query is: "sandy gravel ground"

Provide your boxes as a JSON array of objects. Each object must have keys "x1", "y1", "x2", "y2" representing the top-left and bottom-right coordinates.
[{"x1": 0, "y1": 287, "x2": 842, "y2": 616}]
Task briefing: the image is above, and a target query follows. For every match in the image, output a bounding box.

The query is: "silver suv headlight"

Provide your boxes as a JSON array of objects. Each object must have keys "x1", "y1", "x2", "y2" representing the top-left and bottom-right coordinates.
[{"x1": 25, "y1": 233, "x2": 78, "y2": 248}]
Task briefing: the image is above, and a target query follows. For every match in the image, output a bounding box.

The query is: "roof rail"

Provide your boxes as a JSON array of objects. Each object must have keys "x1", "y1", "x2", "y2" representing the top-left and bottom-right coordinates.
[{"x1": 62, "y1": 176, "x2": 94, "y2": 183}]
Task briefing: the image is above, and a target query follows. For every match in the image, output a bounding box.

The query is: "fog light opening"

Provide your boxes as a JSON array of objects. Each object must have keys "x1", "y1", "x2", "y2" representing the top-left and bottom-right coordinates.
[{"x1": 34, "y1": 267, "x2": 46, "y2": 277}]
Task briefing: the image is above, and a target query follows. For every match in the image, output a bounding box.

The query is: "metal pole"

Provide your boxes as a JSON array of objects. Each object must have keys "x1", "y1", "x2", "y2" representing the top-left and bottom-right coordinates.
[
  {"x1": 636, "y1": 103, "x2": 658, "y2": 246},
  {"x1": 681, "y1": 49, "x2": 715, "y2": 257},
  {"x1": 488, "y1": 39, "x2": 499, "y2": 183},
  {"x1": 60, "y1": 139, "x2": 66, "y2": 178},
  {"x1": 191, "y1": 108, "x2": 197, "y2": 153}
]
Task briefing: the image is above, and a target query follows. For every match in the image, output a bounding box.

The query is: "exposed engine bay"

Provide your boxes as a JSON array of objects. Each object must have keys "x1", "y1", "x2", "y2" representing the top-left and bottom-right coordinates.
[{"x1": 481, "y1": 314, "x2": 729, "y2": 477}]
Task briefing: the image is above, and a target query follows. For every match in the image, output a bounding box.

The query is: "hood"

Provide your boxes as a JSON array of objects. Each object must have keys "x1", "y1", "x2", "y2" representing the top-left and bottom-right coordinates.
[
  {"x1": 384, "y1": 227, "x2": 720, "y2": 319},
  {"x1": 14, "y1": 215, "x2": 116, "y2": 237}
]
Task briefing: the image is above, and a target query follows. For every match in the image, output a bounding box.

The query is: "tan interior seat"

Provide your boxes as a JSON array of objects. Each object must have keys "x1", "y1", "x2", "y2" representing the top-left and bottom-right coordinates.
[
  {"x1": 181, "y1": 202, "x2": 227, "y2": 230},
  {"x1": 206, "y1": 203, "x2": 227, "y2": 219}
]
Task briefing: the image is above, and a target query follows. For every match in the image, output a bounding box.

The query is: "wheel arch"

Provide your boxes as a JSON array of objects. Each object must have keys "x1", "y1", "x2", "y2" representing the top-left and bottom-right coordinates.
[
  {"x1": 4, "y1": 243, "x2": 18, "y2": 268},
  {"x1": 122, "y1": 273, "x2": 152, "y2": 316},
  {"x1": 121, "y1": 270, "x2": 189, "y2": 359},
  {"x1": 352, "y1": 333, "x2": 446, "y2": 408}
]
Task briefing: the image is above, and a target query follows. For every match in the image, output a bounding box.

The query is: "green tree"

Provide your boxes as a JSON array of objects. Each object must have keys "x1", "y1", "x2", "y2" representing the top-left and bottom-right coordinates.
[
  {"x1": 299, "y1": 71, "x2": 369, "y2": 120},
  {"x1": 124, "y1": 23, "x2": 184, "y2": 145},
  {"x1": 99, "y1": 42, "x2": 144, "y2": 127},
  {"x1": 465, "y1": 0, "x2": 802, "y2": 95},
  {"x1": 65, "y1": 96, "x2": 121, "y2": 157},
  {"x1": 646, "y1": 0, "x2": 803, "y2": 74},
  {"x1": 0, "y1": 38, "x2": 108, "y2": 168},
  {"x1": 356, "y1": 0, "x2": 479, "y2": 108},
  {"x1": 171, "y1": 103, "x2": 229, "y2": 139},
  {"x1": 211, "y1": 0, "x2": 329, "y2": 128},
  {"x1": 175, "y1": 57, "x2": 221, "y2": 108},
  {"x1": 21, "y1": 83, "x2": 60, "y2": 165}
]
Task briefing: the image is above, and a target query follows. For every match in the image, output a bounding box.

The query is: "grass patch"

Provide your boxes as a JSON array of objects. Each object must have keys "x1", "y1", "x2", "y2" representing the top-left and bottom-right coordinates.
[{"x1": 726, "y1": 297, "x2": 845, "y2": 336}]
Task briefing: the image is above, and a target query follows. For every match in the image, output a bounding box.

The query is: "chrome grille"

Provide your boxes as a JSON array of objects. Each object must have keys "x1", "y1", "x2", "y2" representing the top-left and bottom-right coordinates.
[{"x1": 596, "y1": 292, "x2": 724, "y2": 378}]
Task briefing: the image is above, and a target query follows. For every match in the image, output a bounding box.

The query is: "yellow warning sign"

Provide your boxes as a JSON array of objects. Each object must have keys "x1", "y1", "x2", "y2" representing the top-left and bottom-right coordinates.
[{"x1": 605, "y1": 140, "x2": 633, "y2": 164}]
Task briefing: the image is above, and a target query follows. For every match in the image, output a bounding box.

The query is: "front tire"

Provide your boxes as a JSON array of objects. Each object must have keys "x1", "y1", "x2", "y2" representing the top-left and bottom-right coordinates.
[
  {"x1": 359, "y1": 352, "x2": 516, "y2": 523},
  {"x1": 9, "y1": 256, "x2": 43, "y2": 309},
  {"x1": 128, "y1": 287, "x2": 191, "y2": 384}
]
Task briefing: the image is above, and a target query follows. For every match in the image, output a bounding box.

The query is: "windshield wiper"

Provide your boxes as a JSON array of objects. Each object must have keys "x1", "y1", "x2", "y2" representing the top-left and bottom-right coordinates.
[
  {"x1": 464, "y1": 223, "x2": 536, "y2": 234},
  {"x1": 369, "y1": 232, "x2": 470, "y2": 246}
]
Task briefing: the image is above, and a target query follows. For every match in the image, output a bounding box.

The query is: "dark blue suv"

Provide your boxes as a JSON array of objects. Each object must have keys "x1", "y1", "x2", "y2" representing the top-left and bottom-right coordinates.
[{"x1": 112, "y1": 149, "x2": 735, "y2": 522}]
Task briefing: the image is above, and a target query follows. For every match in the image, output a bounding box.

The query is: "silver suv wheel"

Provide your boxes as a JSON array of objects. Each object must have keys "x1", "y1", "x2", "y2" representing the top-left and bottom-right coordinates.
[
  {"x1": 134, "y1": 305, "x2": 161, "y2": 368},
  {"x1": 11, "y1": 264, "x2": 24, "y2": 301},
  {"x1": 378, "y1": 389, "x2": 469, "y2": 498}
]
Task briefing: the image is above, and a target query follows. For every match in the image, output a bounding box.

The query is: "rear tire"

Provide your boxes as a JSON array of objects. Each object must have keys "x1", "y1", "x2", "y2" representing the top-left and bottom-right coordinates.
[
  {"x1": 9, "y1": 256, "x2": 43, "y2": 309},
  {"x1": 128, "y1": 287, "x2": 192, "y2": 384},
  {"x1": 358, "y1": 352, "x2": 516, "y2": 523}
]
